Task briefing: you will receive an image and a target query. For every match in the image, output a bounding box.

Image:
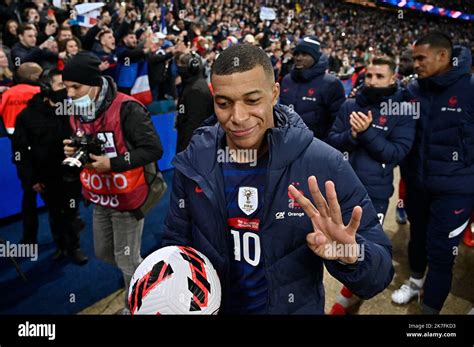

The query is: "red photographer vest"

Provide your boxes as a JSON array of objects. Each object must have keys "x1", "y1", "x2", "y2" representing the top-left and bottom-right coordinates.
[{"x1": 69, "y1": 93, "x2": 148, "y2": 211}]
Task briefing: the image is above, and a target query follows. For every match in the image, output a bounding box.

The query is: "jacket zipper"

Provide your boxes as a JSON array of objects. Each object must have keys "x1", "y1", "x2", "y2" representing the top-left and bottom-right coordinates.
[{"x1": 260, "y1": 132, "x2": 276, "y2": 314}]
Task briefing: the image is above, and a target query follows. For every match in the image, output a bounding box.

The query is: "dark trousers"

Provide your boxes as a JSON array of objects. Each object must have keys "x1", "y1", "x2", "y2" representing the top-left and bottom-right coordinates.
[
  {"x1": 405, "y1": 185, "x2": 474, "y2": 311},
  {"x1": 40, "y1": 179, "x2": 83, "y2": 251},
  {"x1": 21, "y1": 186, "x2": 39, "y2": 243},
  {"x1": 371, "y1": 198, "x2": 389, "y2": 226}
]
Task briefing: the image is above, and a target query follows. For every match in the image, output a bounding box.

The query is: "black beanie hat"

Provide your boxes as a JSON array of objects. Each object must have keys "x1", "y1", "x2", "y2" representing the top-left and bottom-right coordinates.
[
  {"x1": 294, "y1": 36, "x2": 322, "y2": 63},
  {"x1": 62, "y1": 52, "x2": 102, "y2": 86}
]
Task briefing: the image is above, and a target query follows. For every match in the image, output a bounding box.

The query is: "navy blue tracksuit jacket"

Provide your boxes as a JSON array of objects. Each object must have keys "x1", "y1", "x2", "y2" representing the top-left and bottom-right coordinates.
[
  {"x1": 400, "y1": 46, "x2": 474, "y2": 311},
  {"x1": 326, "y1": 85, "x2": 416, "y2": 204},
  {"x1": 403, "y1": 46, "x2": 474, "y2": 194},
  {"x1": 162, "y1": 105, "x2": 393, "y2": 314},
  {"x1": 280, "y1": 54, "x2": 346, "y2": 140}
]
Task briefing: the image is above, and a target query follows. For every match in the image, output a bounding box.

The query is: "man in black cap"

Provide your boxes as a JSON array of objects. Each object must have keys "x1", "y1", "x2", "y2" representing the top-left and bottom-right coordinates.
[
  {"x1": 62, "y1": 51, "x2": 164, "y2": 313},
  {"x1": 13, "y1": 69, "x2": 88, "y2": 264},
  {"x1": 280, "y1": 36, "x2": 346, "y2": 140}
]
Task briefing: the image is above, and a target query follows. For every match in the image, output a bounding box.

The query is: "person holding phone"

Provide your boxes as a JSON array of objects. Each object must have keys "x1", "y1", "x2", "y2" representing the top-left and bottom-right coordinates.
[{"x1": 57, "y1": 37, "x2": 81, "y2": 70}]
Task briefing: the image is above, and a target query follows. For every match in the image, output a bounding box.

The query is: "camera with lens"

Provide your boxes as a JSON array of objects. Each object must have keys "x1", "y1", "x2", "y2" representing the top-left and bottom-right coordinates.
[{"x1": 62, "y1": 134, "x2": 105, "y2": 181}]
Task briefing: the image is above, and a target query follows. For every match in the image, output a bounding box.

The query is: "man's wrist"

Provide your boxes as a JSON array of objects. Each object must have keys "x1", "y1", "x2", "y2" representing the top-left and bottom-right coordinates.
[
  {"x1": 337, "y1": 257, "x2": 359, "y2": 265},
  {"x1": 337, "y1": 242, "x2": 361, "y2": 265}
]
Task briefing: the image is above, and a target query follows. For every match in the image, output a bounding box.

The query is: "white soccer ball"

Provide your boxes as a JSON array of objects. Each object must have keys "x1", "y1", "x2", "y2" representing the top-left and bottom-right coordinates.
[{"x1": 128, "y1": 246, "x2": 221, "y2": 315}]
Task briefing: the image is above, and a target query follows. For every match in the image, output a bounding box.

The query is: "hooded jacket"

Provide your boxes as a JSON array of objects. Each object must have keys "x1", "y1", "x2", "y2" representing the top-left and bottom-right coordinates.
[
  {"x1": 326, "y1": 83, "x2": 416, "y2": 201},
  {"x1": 279, "y1": 54, "x2": 346, "y2": 139},
  {"x1": 12, "y1": 93, "x2": 71, "y2": 186},
  {"x1": 176, "y1": 71, "x2": 214, "y2": 153},
  {"x1": 402, "y1": 46, "x2": 474, "y2": 194},
  {"x1": 162, "y1": 104, "x2": 393, "y2": 314}
]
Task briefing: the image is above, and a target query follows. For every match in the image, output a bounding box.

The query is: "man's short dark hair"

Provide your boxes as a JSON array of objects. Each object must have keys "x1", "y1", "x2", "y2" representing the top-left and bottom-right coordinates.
[
  {"x1": 370, "y1": 55, "x2": 396, "y2": 73},
  {"x1": 121, "y1": 30, "x2": 135, "y2": 42},
  {"x1": 211, "y1": 44, "x2": 275, "y2": 82},
  {"x1": 400, "y1": 49, "x2": 413, "y2": 58},
  {"x1": 414, "y1": 32, "x2": 453, "y2": 58},
  {"x1": 58, "y1": 26, "x2": 72, "y2": 34},
  {"x1": 18, "y1": 24, "x2": 35, "y2": 36},
  {"x1": 41, "y1": 68, "x2": 61, "y2": 83},
  {"x1": 99, "y1": 30, "x2": 113, "y2": 41}
]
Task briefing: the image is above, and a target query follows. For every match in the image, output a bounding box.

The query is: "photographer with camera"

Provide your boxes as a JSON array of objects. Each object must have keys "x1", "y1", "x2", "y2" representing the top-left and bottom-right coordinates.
[
  {"x1": 62, "y1": 52, "x2": 164, "y2": 313},
  {"x1": 12, "y1": 68, "x2": 87, "y2": 264}
]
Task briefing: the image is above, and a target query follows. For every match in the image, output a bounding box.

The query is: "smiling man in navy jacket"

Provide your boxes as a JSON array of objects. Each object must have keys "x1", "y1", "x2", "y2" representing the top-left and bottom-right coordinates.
[{"x1": 162, "y1": 44, "x2": 393, "y2": 314}]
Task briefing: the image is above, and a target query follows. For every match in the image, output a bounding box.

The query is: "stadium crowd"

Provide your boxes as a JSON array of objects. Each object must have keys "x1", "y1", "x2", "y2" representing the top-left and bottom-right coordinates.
[{"x1": 0, "y1": 0, "x2": 471, "y2": 99}]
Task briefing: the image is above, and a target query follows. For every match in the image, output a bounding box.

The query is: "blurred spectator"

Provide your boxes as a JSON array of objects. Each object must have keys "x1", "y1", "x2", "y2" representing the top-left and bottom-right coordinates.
[
  {"x1": 99, "y1": 8, "x2": 113, "y2": 27},
  {"x1": 351, "y1": 57, "x2": 366, "y2": 90},
  {"x1": 148, "y1": 32, "x2": 174, "y2": 100},
  {"x1": 11, "y1": 24, "x2": 57, "y2": 69},
  {"x1": 175, "y1": 52, "x2": 214, "y2": 153},
  {"x1": 0, "y1": 62, "x2": 41, "y2": 136},
  {"x1": 12, "y1": 68, "x2": 88, "y2": 264},
  {"x1": 56, "y1": 26, "x2": 73, "y2": 42},
  {"x1": 57, "y1": 37, "x2": 81, "y2": 71},
  {"x1": 94, "y1": 29, "x2": 118, "y2": 79},
  {"x1": 37, "y1": 19, "x2": 58, "y2": 46},
  {"x1": 115, "y1": 30, "x2": 149, "y2": 94},
  {"x1": 23, "y1": 7, "x2": 40, "y2": 27},
  {"x1": 3, "y1": 19, "x2": 19, "y2": 48},
  {"x1": 0, "y1": 50, "x2": 14, "y2": 93},
  {"x1": 0, "y1": 62, "x2": 42, "y2": 247},
  {"x1": 398, "y1": 49, "x2": 415, "y2": 78}
]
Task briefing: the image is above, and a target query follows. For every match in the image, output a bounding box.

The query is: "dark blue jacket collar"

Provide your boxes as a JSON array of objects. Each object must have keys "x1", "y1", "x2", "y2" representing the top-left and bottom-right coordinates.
[
  {"x1": 355, "y1": 81, "x2": 407, "y2": 107},
  {"x1": 290, "y1": 54, "x2": 329, "y2": 82}
]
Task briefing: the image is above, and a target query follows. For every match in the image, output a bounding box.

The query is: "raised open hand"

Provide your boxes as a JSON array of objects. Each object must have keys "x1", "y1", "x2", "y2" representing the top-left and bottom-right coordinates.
[{"x1": 288, "y1": 176, "x2": 362, "y2": 264}]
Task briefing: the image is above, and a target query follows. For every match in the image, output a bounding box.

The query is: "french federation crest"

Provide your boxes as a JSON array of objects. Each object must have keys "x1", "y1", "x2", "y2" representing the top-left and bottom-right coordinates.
[{"x1": 238, "y1": 187, "x2": 258, "y2": 216}]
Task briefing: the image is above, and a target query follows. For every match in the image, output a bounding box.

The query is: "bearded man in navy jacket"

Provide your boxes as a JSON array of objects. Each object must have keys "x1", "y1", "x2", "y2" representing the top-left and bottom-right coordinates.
[
  {"x1": 279, "y1": 36, "x2": 346, "y2": 140},
  {"x1": 162, "y1": 44, "x2": 393, "y2": 314},
  {"x1": 391, "y1": 32, "x2": 474, "y2": 314}
]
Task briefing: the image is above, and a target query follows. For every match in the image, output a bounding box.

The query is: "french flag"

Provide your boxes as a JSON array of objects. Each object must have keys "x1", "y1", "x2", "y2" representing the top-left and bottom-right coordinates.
[{"x1": 131, "y1": 62, "x2": 153, "y2": 106}]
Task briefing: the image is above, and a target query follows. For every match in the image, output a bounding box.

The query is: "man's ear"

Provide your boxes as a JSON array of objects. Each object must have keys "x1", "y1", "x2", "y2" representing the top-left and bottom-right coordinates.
[
  {"x1": 390, "y1": 73, "x2": 397, "y2": 85},
  {"x1": 438, "y1": 48, "x2": 449, "y2": 63},
  {"x1": 272, "y1": 82, "x2": 280, "y2": 106}
]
